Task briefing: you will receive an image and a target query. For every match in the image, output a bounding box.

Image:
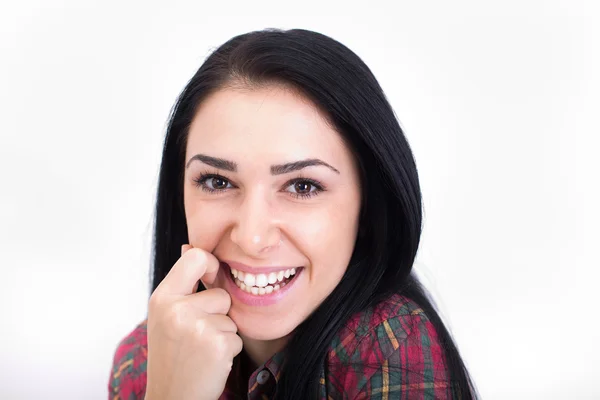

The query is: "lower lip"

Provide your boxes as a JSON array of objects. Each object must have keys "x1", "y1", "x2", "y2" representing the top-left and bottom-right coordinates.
[{"x1": 221, "y1": 263, "x2": 303, "y2": 307}]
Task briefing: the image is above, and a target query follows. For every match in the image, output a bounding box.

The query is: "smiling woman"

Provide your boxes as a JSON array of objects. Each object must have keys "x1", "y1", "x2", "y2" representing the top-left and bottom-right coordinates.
[
  {"x1": 183, "y1": 86, "x2": 362, "y2": 346},
  {"x1": 108, "y1": 28, "x2": 479, "y2": 399}
]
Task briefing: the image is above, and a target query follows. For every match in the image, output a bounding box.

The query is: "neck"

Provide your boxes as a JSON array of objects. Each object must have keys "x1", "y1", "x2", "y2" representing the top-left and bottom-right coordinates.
[{"x1": 240, "y1": 334, "x2": 290, "y2": 368}]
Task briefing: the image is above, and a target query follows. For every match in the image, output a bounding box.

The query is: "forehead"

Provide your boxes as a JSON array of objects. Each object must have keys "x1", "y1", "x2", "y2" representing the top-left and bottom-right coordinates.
[{"x1": 186, "y1": 86, "x2": 349, "y2": 165}]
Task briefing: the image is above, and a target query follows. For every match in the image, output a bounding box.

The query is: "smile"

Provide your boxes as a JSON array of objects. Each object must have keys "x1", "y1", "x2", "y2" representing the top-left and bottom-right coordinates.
[
  {"x1": 220, "y1": 262, "x2": 304, "y2": 306},
  {"x1": 230, "y1": 267, "x2": 298, "y2": 295}
]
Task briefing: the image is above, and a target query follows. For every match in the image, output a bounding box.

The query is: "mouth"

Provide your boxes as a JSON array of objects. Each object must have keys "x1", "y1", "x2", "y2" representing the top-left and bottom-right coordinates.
[
  {"x1": 219, "y1": 262, "x2": 304, "y2": 306},
  {"x1": 229, "y1": 265, "x2": 300, "y2": 295}
]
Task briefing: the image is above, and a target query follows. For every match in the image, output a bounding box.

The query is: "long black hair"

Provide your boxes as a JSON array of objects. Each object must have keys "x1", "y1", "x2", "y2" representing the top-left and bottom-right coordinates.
[{"x1": 150, "y1": 28, "x2": 479, "y2": 399}]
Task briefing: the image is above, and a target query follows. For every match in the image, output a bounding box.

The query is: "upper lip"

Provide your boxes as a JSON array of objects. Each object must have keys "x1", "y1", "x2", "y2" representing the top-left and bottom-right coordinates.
[{"x1": 221, "y1": 260, "x2": 302, "y2": 274}]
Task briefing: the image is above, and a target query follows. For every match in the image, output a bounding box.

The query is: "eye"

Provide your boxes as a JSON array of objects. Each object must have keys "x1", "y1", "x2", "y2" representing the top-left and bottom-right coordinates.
[
  {"x1": 291, "y1": 181, "x2": 312, "y2": 194},
  {"x1": 193, "y1": 174, "x2": 233, "y2": 193},
  {"x1": 285, "y1": 178, "x2": 324, "y2": 199},
  {"x1": 207, "y1": 176, "x2": 230, "y2": 190},
  {"x1": 192, "y1": 173, "x2": 325, "y2": 199}
]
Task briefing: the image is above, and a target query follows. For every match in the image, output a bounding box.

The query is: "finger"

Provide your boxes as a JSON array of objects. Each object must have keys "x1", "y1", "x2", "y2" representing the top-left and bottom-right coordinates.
[
  {"x1": 189, "y1": 287, "x2": 232, "y2": 315},
  {"x1": 198, "y1": 253, "x2": 220, "y2": 286},
  {"x1": 203, "y1": 313, "x2": 238, "y2": 333},
  {"x1": 182, "y1": 246, "x2": 220, "y2": 286},
  {"x1": 182, "y1": 245, "x2": 204, "y2": 292},
  {"x1": 181, "y1": 244, "x2": 192, "y2": 257},
  {"x1": 155, "y1": 248, "x2": 220, "y2": 295},
  {"x1": 192, "y1": 279, "x2": 204, "y2": 294},
  {"x1": 223, "y1": 332, "x2": 244, "y2": 358}
]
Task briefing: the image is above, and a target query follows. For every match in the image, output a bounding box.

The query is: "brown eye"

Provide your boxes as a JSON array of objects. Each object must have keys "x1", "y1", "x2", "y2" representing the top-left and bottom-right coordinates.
[
  {"x1": 294, "y1": 181, "x2": 312, "y2": 194},
  {"x1": 193, "y1": 174, "x2": 233, "y2": 192},
  {"x1": 284, "y1": 178, "x2": 324, "y2": 199},
  {"x1": 211, "y1": 177, "x2": 228, "y2": 190}
]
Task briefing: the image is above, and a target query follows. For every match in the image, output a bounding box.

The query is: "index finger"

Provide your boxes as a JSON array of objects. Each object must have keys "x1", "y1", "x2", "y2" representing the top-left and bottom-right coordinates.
[{"x1": 155, "y1": 247, "x2": 220, "y2": 295}]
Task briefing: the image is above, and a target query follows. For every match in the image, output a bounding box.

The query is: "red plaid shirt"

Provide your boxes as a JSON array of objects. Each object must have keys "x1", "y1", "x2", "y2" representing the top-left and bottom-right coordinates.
[{"x1": 109, "y1": 294, "x2": 454, "y2": 399}]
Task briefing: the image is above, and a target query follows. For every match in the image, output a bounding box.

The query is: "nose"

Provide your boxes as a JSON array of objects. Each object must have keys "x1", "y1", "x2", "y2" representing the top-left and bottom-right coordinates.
[{"x1": 229, "y1": 188, "x2": 282, "y2": 256}]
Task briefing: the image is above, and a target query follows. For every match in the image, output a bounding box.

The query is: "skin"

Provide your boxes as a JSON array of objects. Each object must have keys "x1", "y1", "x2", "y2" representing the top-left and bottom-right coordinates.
[{"x1": 182, "y1": 84, "x2": 362, "y2": 368}]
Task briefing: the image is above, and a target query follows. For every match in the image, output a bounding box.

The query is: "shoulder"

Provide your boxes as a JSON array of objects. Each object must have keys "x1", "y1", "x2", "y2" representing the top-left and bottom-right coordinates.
[
  {"x1": 108, "y1": 320, "x2": 148, "y2": 400},
  {"x1": 327, "y1": 293, "x2": 426, "y2": 361},
  {"x1": 324, "y1": 294, "x2": 453, "y2": 399}
]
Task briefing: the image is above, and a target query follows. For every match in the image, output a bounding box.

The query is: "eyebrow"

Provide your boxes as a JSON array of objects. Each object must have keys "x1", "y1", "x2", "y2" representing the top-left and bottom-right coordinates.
[
  {"x1": 271, "y1": 159, "x2": 340, "y2": 175},
  {"x1": 186, "y1": 154, "x2": 236, "y2": 171},
  {"x1": 185, "y1": 153, "x2": 340, "y2": 175}
]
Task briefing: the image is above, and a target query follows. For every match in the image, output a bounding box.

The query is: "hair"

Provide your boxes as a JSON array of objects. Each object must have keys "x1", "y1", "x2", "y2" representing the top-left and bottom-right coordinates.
[{"x1": 150, "y1": 28, "x2": 479, "y2": 399}]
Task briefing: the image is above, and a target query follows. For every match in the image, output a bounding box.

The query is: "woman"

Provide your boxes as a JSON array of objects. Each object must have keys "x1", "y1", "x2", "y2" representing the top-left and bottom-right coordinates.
[{"x1": 109, "y1": 28, "x2": 479, "y2": 399}]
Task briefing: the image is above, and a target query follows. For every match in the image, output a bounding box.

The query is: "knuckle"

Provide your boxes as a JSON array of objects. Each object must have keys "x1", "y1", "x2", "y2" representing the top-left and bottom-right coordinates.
[
  {"x1": 148, "y1": 291, "x2": 163, "y2": 310},
  {"x1": 165, "y1": 301, "x2": 189, "y2": 331},
  {"x1": 213, "y1": 288, "x2": 231, "y2": 305},
  {"x1": 194, "y1": 318, "x2": 207, "y2": 338},
  {"x1": 187, "y1": 248, "x2": 206, "y2": 264},
  {"x1": 213, "y1": 333, "x2": 229, "y2": 357}
]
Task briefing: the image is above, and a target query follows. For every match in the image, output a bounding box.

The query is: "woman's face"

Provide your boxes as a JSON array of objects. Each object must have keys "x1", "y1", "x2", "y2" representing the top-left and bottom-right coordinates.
[{"x1": 183, "y1": 85, "x2": 362, "y2": 341}]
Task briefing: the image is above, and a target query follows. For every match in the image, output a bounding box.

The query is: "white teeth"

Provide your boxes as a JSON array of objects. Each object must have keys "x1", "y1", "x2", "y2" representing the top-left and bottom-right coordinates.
[
  {"x1": 267, "y1": 272, "x2": 278, "y2": 284},
  {"x1": 243, "y1": 274, "x2": 256, "y2": 287},
  {"x1": 234, "y1": 280, "x2": 282, "y2": 295},
  {"x1": 229, "y1": 267, "x2": 300, "y2": 295},
  {"x1": 255, "y1": 274, "x2": 268, "y2": 288}
]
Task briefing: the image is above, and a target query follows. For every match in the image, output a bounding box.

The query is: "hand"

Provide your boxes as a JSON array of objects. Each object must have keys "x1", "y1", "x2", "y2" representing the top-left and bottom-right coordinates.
[{"x1": 145, "y1": 245, "x2": 242, "y2": 400}]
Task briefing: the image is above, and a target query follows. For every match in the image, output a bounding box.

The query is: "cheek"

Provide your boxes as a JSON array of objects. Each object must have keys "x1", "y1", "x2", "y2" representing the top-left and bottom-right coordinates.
[
  {"x1": 299, "y1": 200, "x2": 360, "y2": 281},
  {"x1": 312, "y1": 227, "x2": 357, "y2": 283},
  {"x1": 184, "y1": 200, "x2": 227, "y2": 250}
]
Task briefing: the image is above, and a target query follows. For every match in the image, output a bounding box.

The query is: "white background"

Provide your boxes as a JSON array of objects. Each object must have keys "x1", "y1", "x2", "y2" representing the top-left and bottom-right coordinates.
[{"x1": 1, "y1": 1, "x2": 598, "y2": 399}]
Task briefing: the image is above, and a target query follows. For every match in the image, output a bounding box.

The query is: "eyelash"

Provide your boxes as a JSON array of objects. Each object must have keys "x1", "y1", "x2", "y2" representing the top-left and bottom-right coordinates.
[{"x1": 192, "y1": 171, "x2": 325, "y2": 199}]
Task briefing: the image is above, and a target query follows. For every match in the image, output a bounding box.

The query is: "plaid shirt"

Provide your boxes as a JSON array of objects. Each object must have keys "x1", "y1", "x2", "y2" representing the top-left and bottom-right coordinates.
[{"x1": 109, "y1": 294, "x2": 454, "y2": 399}]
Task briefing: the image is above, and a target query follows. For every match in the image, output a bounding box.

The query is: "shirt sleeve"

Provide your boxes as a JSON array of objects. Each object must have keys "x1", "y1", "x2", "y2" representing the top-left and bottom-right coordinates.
[
  {"x1": 108, "y1": 321, "x2": 148, "y2": 400},
  {"x1": 350, "y1": 313, "x2": 454, "y2": 400}
]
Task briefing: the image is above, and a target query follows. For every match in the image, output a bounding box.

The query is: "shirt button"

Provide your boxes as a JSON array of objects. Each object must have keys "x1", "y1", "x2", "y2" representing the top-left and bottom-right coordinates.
[{"x1": 256, "y1": 369, "x2": 270, "y2": 385}]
